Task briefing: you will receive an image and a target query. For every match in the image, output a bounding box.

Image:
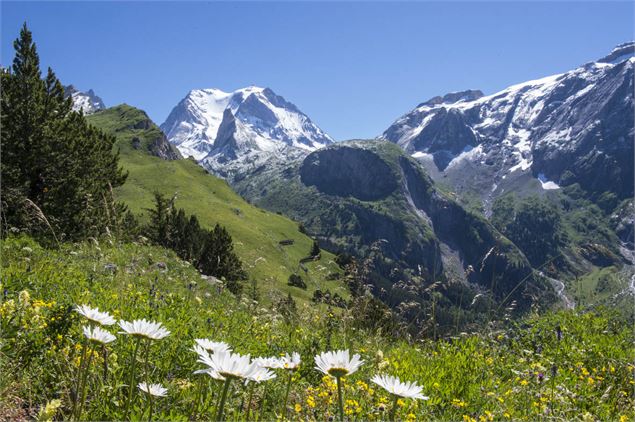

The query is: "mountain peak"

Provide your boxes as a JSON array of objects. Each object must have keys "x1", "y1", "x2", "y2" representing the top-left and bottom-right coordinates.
[
  {"x1": 64, "y1": 85, "x2": 105, "y2": 115},
  {"x1": 597, "y1": 41, "x2": 635, "y2": 64},
  {"x1": 160, "y1": 86, "x2": 333, "y2": 168},
  {"x1": 418, "y1": 89, "x2": 484, "y2": 107}
]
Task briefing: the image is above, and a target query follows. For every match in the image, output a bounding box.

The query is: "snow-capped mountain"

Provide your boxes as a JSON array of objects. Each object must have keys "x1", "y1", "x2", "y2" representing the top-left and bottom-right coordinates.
[
  {"x1": 161, "y1": 86, "x2": 333, "y2": 179},
  {"x1": 381, "y1": 42, "x2": 634, "y2": 207},
  {"x1": 64, "y1": 85, "x2": 105, "y2": 114}
]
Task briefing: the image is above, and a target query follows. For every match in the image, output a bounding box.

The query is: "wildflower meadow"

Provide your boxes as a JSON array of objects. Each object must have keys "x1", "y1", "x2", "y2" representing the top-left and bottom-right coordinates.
[{"x1": 1, "y1": 236, "x2": 633, "y2": 421}]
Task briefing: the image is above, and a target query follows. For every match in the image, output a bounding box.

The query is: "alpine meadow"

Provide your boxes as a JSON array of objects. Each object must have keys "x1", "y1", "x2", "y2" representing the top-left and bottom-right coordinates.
[{"x1": 1, "y1": 4, "x2": 634, "y2": 422}]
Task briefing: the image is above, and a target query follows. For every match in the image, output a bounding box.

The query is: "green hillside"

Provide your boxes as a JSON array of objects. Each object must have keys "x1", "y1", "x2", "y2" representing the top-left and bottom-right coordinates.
[{"x1": 86, "y1": 105, "x2": 345, "y2": 304}]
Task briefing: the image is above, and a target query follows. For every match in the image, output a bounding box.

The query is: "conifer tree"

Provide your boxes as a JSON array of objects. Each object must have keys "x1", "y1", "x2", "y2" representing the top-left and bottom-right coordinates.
[
  {"x1": 1, "y1": 24, "x2": 127, "y2": 240},
  {"x1": 310, "y1": 239, "x2": 321, "y2": 257},
  {"x1": 197, "y1": 224, "x2": 247, "y2": 282},
  {"x1": 146, "y1": 192, "x2": 170, "y2": 244}
]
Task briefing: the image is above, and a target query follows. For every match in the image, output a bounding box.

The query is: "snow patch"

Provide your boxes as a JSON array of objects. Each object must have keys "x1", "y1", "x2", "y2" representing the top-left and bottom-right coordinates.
[{"x1": 537, "y1": 173, "x2": 560, "y2": 190}]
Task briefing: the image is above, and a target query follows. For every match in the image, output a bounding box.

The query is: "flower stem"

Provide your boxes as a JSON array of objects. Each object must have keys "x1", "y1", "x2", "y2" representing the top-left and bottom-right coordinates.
[
  {"x1": 123, "y1": 336, "x2": 142, "y2": 420},
  {"x1": 144, "y1": 339, "x2": 151, "y2": 386},
  {"x1": 282, "y1": 371, "x2": 293, "y2": 420},
  {"x1": 246, "y1": 382, "x2": 255, "y2": 420},
  {"x1": 101, "y1": 344, "x2": 108, "y2": 384},
  {"x1": 336, "y1": 376, "x2": 344, "y2": 422},
  {"x1": 148, "y1": 395, "x2": 154, "y2": 421},
  {"x1": 216, "y1": 377, "x2": 232, "y2": 421},
  {"x1": 71, "y1": 340, "x2": 88, "y2": 419},
  {"x1": 389, "y1": 394, "x2": 399, "y2": 422},
  {"x1": 258, "y1": 382, "x2": 268, "y2": 421},
  {"x1": 189, "y1": 376, "x2": 205, "y2": 420},
  {"x1": 77, "y1": 346, "x2": 95, "y2": 418}
]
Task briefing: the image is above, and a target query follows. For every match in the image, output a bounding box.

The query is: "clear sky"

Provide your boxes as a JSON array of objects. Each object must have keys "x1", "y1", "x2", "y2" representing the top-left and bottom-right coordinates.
[{"x1": 2, "y1": 1, "x2": 633, "y2": 140}]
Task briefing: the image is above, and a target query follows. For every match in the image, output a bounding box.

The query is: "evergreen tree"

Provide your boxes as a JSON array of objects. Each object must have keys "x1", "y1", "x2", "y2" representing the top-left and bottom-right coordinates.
[
  {"x1": 1, "y1": 24, "x2": 127, "y2": 240},
  {"x1": 197, "y1": 224, "x2": 247, "y2": 282},
  {"x1": 309, "y1": 239, "x2": 320, "y2": 257},
  {"x1": 145, "y1": 192, "x2": 170, "y2": 245}
]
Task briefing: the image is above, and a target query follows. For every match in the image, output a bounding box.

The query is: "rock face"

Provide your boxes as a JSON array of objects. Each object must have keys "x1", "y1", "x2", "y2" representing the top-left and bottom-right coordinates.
[
  {"x1": 64, "y1": 85, "x2": 106, "y2": 115},
  {"x1": 380, "y1": 43, "x2": 634, "y2": 207},
  {"x1": 300, "y1": 147, "x2": 398, "y2": 201},
  {"x1": 160, "y1": 86, "x2": 333, "y2": 181},
  {"x1": 236, "y1": 140, "x2": 549, "y2": 310}
]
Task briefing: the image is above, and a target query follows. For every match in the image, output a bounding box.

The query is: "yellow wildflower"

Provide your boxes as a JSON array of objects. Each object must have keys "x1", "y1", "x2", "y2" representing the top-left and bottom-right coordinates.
[
  {"x1": 453, "y1": 399, "x2": 467, "y2": 408},
  {"x1": 294, "y1": 403, "x2": 302, "y2": 413},
  {"x1": 37, "y1": 399, "x2": 62, "y2": 422}
]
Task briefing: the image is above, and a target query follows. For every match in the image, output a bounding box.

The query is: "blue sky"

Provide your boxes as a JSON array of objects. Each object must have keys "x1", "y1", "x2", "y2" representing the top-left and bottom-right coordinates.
[{"x1": 2, "y1": 1, "x2": 633, "y2": 140}]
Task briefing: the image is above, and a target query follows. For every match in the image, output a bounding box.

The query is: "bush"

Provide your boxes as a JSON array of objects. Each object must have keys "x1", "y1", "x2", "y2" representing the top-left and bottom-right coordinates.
[{"x1": 287, "y1": 274, "x2": 306, "y2": 289}]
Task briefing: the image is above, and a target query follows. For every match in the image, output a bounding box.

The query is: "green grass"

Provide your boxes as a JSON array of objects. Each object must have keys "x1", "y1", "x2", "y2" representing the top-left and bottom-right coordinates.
[
  {"x1": 1, "y1": 236, "x2": 633, "y2": 421},
  {"x1": 86, "y1": 105, "x2": 346, "y2": 304},
  {"x1": 570, "y1": 266, "x2": 633, "y2": 316}
]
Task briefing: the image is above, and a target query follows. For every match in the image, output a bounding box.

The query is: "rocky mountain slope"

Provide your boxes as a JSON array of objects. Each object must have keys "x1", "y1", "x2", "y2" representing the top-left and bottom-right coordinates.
[
  {"x1": 64, "y1": 85, "x2": 105, "y2": 114},
  {"x1": 160, "y1": 86, "x2": 333, "y2": 180},
  {"x1": 235, "y1": 140, "x2": 554, "y2": 314},
  {"x1": 87, "y1": 105, "x2": 182, "y2": 160},
  {"x1": 381, "y1": 42, "x2": 634, "y2": 210}
]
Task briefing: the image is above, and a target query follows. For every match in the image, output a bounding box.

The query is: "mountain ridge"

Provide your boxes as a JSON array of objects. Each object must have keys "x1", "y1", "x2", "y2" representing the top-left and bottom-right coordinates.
[{"x1": 380, "y1": 42, "x2": 634, "y2": 208}]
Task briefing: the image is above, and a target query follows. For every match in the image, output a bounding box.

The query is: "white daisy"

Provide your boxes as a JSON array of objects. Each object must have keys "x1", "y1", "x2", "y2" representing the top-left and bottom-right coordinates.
[
  {"x1": 253, "y1": 356, "x2": 283, "y2": 369},
  {"x1": 314, "y1": 349, "x2": 364, "y2": 378},
  {"x1": 198, "y1": 350, "x2": 258, "y2": 380},
  {"x1": 137, "y1": 382, "x2": 168, "y2": 397},
  {"x1": 280, "y1": 352, "x2": 301, "y2": 371},
  {"x1": 83, "y1": 325, "x2": 116, "y2": 344},
  {"x1": 193, "y1": 367, "x2": 226, "y2": 381},
  {"x1": 371, "y1": 374, "x2": 429, "y2": 400},
  {"x1": 119, "y1": 319, "x2": 170, "y2": 340},
  {"x1": 194, "y1": 339, "x2": 231, "y2": 354},
  {"x1": 247, "y1": 365, "x2": 277, "y2": 383},
  {"x1": 75, "y1": 305, "x2": 116, "y2": 326}
]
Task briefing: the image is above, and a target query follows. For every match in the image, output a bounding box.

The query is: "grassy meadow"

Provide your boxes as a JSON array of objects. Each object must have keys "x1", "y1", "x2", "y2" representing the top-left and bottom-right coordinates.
[{"x1": 1, "y1": 235, "x2": 633, "y2": 421}]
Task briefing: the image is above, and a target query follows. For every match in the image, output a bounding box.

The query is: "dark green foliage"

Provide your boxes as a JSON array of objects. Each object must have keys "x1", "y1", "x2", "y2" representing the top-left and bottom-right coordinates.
[
  {"x1": 0, "y1": 24, "x2": 127, "y2": 241},
  {"x1": 145, "y1": 193, "x2": 246, "y2": 285},
  {"x1": 492, "y1": 195, "x2": 564, "y2": 266},
  {"x1": 335, "y1": 252, "x2": 354, "y2": 268},
  {"x1": 198, "y1": 225, "x2": 247, "y2": 283},
  {"x1": 309, "y1": 239, "x2": 320, "y2": 257},
  {"x1": 287, "y1": 274, "x2": 307, "y2": 289},
  {"x1": 311, "y1": 289, "x2": 347, "y2": 308},
  {"x1": 349, "y1": 295, "x2": 400, "y2": 335},
  {"x1": 595, "y1": 191, "x2": 619, "y2": 213},
  {"x1": 274, "y1": 293, "x2": 298, "y2": 323}
]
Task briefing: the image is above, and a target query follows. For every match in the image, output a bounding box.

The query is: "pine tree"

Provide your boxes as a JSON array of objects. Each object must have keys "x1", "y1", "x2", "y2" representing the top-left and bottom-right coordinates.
[
  {"x1": 309, "y1": 239, "x2": 321, "y2": 257},
  {"x1": 1, "y1": 24, "x2": 127, "y2": 240},
  {"x1": 145, "y1": 192, "x2": 170, "y2": 245},
  {"x1": 197, "y1": 224, "x2": 247, "y2": 282}
]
